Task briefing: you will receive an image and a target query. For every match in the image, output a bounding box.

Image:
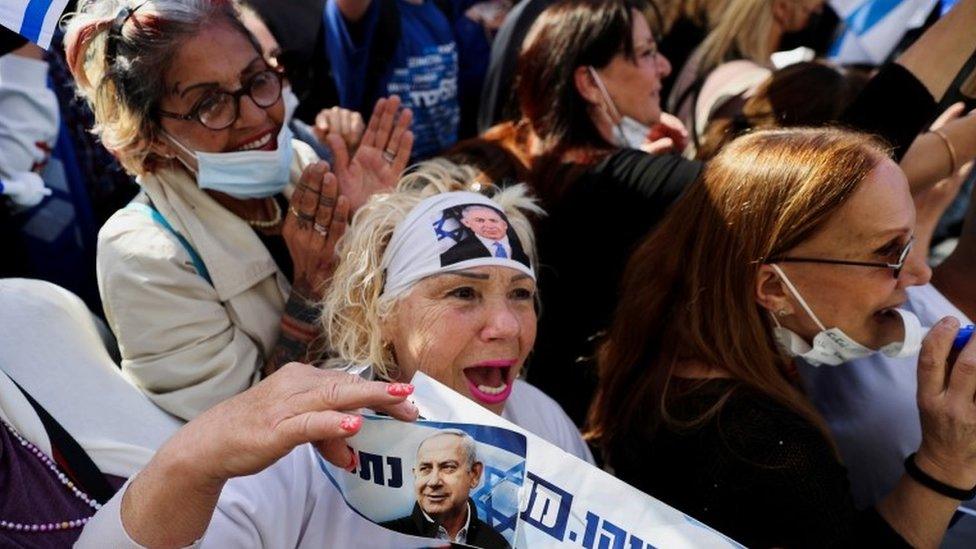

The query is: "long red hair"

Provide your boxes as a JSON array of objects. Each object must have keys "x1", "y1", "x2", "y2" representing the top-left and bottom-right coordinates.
[{"x1": 587, "y1": 128, "x2": 888, "y2": 456}]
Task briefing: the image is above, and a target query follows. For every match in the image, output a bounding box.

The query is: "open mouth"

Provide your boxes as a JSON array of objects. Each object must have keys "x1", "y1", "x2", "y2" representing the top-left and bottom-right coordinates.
[
  {"x1": 873, "y1": 303, "x2": 905, "y2": 322},
  {"x1": 462, "y1": 360, "x2": 515, "y2": 405},
  {"x1": 235, "y1": 130, "x2": 275, "y2": 152}
]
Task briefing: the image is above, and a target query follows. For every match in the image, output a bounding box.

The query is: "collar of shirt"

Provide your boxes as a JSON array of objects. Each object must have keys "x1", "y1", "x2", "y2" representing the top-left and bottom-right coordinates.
[{"x1": 420, "y1": 500, "x2": 472, "y2": 544}]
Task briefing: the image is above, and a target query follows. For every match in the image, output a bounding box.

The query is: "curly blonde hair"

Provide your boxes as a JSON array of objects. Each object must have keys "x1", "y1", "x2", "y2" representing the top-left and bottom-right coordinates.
[{"x1": 321, "y1": 159, "x2": 543, "y2": 380}]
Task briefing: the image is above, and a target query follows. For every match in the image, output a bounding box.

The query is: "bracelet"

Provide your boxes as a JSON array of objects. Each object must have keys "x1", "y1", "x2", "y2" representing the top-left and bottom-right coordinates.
[
  {"x1": 904, "y1": 452, "x2": 976, "y2": 501},
  {"x1": 932, "y1": 129, "x2": 959, "y2": 178}
]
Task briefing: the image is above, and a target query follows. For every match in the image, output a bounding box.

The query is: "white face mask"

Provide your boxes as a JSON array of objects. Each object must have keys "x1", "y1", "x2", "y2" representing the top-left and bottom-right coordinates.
[
  {"x1": 165, "y1": 85, "x2": 299, "y2": 199},
  {"x1": 769, "y1": 264, "x2": 923, "y2": 366},
  {"x1": 587, "y1": 66, "x2": 651, "y2": 149}
]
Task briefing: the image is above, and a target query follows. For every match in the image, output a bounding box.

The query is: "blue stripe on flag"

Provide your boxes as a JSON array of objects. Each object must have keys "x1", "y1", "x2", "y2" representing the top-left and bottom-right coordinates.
[
  {"x1": 846, "y1": 0, "x2": 904, "y2": 36},
  {"x1": 942, "y1": 0, "x2": 960, "y2": 16},
  {"x1": 19, "y1": 0, "x2": 57, "y2": 42}
]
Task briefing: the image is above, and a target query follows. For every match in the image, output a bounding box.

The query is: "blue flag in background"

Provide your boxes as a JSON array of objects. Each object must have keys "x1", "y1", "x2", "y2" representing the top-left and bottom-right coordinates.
[
  {"x1": 1, "y1": 0, "x2": 72, "y2": 50},
  {"x1": 829, "y1": 0, "x2": 939, "y2": 64}
]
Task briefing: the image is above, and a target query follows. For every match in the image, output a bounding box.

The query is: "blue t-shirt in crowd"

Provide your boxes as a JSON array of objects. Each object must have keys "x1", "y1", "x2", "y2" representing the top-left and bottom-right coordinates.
[{"x1": 324, "y1": 0, "x2": 461, "y2": 160}]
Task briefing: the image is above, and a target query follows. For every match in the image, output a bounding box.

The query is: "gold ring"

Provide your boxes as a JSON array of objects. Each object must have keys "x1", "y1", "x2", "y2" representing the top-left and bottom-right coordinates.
[{"x1": 289, "y1": 206, "x2": 316, "y2": 222}]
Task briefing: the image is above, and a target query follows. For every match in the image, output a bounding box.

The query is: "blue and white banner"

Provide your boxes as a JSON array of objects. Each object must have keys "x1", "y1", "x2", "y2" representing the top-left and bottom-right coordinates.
[
  {"x1": 1, "y1": 0, "x2": 72, "y2": 50},
  {"x1": 829, "y1": 0, "x2": 939, "y2": 64},
  {"x1": 410, "y1": 373, "x2": 743, "y2": 548},
  {"x1": 319, "y1": 416, "x2": 528, "y2": 548}
]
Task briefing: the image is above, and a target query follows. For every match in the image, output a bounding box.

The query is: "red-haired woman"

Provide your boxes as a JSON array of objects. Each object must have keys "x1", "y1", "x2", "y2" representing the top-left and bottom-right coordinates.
[
  {"x1": 494, "y1": 0, "x2": 976, "y2": 427},
  {"x1": 589, "y1": 128, "x2": 976, "y2": 546}
]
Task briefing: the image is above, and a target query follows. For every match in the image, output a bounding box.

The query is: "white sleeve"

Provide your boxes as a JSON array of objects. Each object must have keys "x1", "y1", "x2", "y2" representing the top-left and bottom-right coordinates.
[
  {"x1": 505, "y1": 381, "x2": 596, "y2": 464},
  {"x1": 74, "y1": 481, "x2": 201, "y2": 549},
  {"x1": 76, "y1": 448, "x2": 315, "y2": 549},
  {"x1": 197, "y1": 447, "x2": 315, "y2": 547}
]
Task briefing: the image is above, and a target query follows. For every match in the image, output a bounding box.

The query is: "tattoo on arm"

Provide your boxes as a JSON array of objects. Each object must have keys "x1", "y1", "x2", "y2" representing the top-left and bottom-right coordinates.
[{"x1": 264, "y1": 291, "x2": 324, "y2": 377}]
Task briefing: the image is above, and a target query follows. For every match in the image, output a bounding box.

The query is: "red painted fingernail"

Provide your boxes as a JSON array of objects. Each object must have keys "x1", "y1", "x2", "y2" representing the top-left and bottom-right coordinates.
[
  {"x1": 345, "y1": 447, "x2": 359, "y2": 472},
  {"x1": 387, "y1": 383, "x2": 414, "y2": 397},
  {"x1": 340, "y1": 415, "x2": 362, "y2": 432}
]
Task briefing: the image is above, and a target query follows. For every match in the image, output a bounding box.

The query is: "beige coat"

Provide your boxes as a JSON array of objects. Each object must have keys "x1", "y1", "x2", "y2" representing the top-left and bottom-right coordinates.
[{"x1": 97, "y1": 141, "x2": 318, "y2": 421}]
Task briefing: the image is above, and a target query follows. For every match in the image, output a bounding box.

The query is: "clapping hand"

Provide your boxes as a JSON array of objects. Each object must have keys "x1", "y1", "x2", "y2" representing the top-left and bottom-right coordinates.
[
  {"x1": 282, "y1": 161, "x2": 349, "y2": 298},
  {"x1": 314, "y1": 106, "x2": 365, "y2": 154},
  {"x1": 327, "y1": 95, "x2": 414, "y2": 213}
]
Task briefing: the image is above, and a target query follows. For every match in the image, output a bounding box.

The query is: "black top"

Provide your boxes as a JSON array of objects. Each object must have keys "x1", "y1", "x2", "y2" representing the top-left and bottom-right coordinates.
[
  {"x1": 246, "y1": 0, "x2": 338, "y2": 124},
  {"x1": 841, "y1": 63, "x2": 936, "y2": 161},
  {"x1": 476, "y1": 0, "x2": 556, "y2": 133},
  {"x1": 658, "y1": 16, "x2": 707, "y2": 102},
  {"x1": 609, "y1": 378, "x2": 909, "y2": 548},
  {"x1": 525, "y1": 150, "x2": 702, "y2": 425},
  {"x1": 379, "y1": 499, "x2": 511, "y2": 549}
]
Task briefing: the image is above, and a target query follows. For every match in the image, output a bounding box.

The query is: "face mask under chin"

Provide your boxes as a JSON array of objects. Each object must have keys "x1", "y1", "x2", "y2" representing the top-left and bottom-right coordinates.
[
  {"x1": 768, "y1": 264, "x2": 923, "y2": 366},
  {"x1": 161, "y1": 86, "x2": 299, "y2": 199},
  {"x1": 587, "y1": 66, "x2": 651, "y2": 149}
]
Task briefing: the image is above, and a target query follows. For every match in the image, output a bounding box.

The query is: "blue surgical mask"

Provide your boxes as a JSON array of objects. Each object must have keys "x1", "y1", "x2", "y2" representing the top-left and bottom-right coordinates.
[{"x1": 166, "y1": 86, "x2": 299, "y2": 199}]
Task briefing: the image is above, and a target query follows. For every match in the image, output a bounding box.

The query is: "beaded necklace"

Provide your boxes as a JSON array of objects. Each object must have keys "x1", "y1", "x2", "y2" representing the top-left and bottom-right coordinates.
[
  {"x1": 247, "y1": 197, "x2": 283, "y2": 229},
  {"x1": 0, "y1": 419, "x2": 101, "y2": 532}
]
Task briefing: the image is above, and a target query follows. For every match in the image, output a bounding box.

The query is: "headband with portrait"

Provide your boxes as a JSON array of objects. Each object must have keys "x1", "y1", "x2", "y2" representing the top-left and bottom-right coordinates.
[{"x1": 381, "y1": 191, "x2": 535, "y2": 298}]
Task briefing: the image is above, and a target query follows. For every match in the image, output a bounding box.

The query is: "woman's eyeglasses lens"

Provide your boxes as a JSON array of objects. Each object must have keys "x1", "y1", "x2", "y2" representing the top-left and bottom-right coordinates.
[{"x1": 198, "y1": 71, "x2": 282, "y2": 130}]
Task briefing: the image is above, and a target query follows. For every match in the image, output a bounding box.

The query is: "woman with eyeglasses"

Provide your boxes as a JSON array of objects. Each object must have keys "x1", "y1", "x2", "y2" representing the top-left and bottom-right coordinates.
[
  {"x1": 64, "y1": 0, "x2": 414, "y2": 421},
  {"x1": 588, "y1": 127, "x2": 976, "y2": 547}
]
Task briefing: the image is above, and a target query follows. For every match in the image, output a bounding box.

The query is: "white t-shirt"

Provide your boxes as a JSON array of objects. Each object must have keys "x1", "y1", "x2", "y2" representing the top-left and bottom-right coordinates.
[{"x1": 77, "y1": 380, "x2": 590, "y2": 547}]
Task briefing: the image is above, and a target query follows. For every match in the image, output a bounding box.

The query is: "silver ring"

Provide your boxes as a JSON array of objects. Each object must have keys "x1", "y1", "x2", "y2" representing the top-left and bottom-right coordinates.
[
  {"x1": 382, "y1": 149, "x2": 396, "y2": 163},
  {"x1": 313, "y1": 223, "x2": 329, "y2": 236}
]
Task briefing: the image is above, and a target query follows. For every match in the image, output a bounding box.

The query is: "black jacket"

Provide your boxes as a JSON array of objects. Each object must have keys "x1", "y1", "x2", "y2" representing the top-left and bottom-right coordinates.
[
  {"x1": 439, "y1": 230, "x2": 531, "y2": 269},
  {"x1": 379, "y1": 498, "x2": 510, "y2": 549}
]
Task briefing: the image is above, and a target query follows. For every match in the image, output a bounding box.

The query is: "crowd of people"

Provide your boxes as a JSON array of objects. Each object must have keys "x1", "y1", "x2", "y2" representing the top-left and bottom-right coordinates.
[{"x1": 4, "y1": 0, "x2": 976, "y2": 546}]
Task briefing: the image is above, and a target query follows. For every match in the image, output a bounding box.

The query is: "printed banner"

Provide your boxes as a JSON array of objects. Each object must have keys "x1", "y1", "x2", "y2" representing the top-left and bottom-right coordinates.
[
  {"x1": 409, "y1": 373, "x2": 743, "y2": 548},
  {"x1": 319, "y1": 416, "x2": 528, "y2": 549},
  {"x1": 1, "y1": 0, "x2": 72, "y2": 50}
]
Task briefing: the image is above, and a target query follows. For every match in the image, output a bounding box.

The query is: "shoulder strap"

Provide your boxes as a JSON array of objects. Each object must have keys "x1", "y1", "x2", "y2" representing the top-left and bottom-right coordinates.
[
  {"x1": 125, "y1": 200, "x2": 213, "y2": 285},
  {"x1": 9, "y1": 377, "x2": 117, "y2": 505}
]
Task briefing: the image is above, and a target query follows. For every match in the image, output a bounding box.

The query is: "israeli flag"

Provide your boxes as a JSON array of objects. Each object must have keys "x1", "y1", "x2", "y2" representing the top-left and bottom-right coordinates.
[
  {"x1": 1, "y1": 0, "x2": 73, "y2": 50},
  {"x1": 829, "y1": 0, "x2": 939, "y2": 64},
  {"x1": 432, "y1": 212, "x2": 464, "y2": 254}
]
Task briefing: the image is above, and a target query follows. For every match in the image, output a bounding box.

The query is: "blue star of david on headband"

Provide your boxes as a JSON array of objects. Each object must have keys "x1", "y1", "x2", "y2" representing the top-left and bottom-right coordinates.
[{"x1": 432, "y1": 216, "x2": 464, "y2": 243}]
